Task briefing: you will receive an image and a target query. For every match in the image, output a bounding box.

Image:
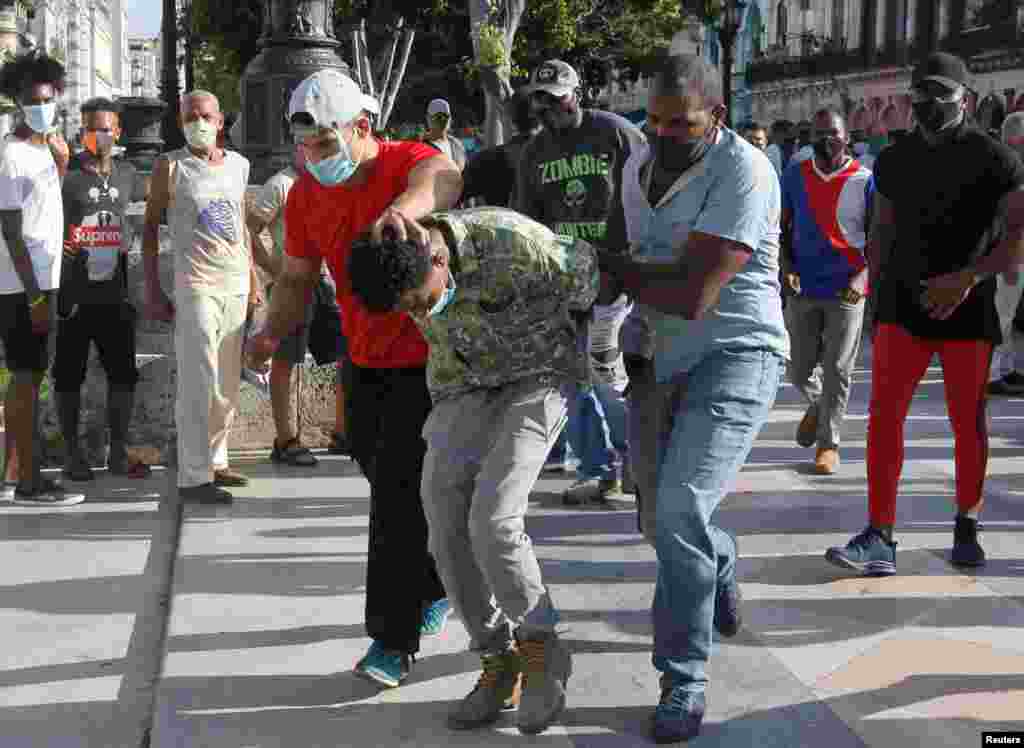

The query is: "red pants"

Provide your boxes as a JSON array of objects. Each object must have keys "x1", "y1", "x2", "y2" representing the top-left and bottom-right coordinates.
[{"x1": 867, "y1": 323, "x2": 993, "y2": 526}]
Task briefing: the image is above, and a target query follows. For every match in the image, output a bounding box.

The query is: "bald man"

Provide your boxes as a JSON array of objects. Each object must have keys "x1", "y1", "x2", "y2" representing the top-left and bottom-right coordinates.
[{"x1": 143, "y1": 90, "x2": 254, "y2": 504}]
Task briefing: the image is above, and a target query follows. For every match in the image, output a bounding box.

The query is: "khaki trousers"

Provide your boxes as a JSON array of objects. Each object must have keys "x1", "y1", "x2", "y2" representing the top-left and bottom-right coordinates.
[{"x1": 174, "y1": 291, "x2": 247, "y2": 488}]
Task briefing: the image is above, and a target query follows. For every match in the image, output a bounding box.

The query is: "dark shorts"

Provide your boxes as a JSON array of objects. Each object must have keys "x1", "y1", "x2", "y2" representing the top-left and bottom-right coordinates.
[
  {"x1": 273, "y1": 297, "x2": 316, "y2": 365},
  {"x1": 0, "y1": 292, "x2": 50, "y2": 373},
  {"x1": 273, "y1": 274, "x2": 347, "y2": 366},
  {"x1": 52, "y1": 301, "x2": 139, "y2": 392}
]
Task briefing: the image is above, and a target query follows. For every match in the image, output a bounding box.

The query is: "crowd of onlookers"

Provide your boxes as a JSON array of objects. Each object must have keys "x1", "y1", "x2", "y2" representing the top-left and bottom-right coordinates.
[{"x1": 3, "y1": 45, "x2": 1024, "y2": 745}]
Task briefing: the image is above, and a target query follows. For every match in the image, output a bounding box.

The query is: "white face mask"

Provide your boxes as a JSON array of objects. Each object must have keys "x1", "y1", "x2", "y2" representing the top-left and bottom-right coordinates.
[{"x1": 183, "y1": 118, "x2": 218, "y2": 150}]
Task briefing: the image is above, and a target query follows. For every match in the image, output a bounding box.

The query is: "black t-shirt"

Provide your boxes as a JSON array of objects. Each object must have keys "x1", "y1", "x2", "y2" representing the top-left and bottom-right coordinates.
[
  {"x1": 62, "y1": 158, "x2": 136, "y2": 305},
  {"x1": 873, "y1": 122, "x2": 1024, "y2": 342},
  {"x1": 515, "y1": 109, "x2": 644, "y2": 248},
  {"x1": 462, "y1": 134, "x2": 534, "y2": 208}
]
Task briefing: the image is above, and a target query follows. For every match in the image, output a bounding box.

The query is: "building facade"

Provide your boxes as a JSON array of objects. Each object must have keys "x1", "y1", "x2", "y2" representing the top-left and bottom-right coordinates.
[
  {"x1": 744, "y1": 0, "x2": 1024, "y2": 135},
  {"x1": 128, "y1": 35, "x2": 160, "y2": 98}
]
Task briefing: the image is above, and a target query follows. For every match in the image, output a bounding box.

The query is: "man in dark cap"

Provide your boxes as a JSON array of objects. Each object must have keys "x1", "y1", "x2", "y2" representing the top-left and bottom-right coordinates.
[{"x1": 826, "y1": 52, "x2": 1024, "y2": 576}]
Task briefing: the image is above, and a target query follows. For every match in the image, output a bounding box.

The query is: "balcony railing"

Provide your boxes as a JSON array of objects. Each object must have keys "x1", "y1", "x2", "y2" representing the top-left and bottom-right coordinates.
[
  {"x1": 746, "y1": 48, "x2": 863, "y2": 85},
  {"x1": 940, "y1": 19, "x2": 1022, "y2": 58}
]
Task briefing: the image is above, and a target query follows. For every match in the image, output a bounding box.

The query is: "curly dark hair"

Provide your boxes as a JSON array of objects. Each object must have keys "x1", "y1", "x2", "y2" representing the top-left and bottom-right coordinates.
[
  {"x1": 348, "y1": 233, "x2": 432, "y2": 314},
  {"x1": 0, "y1": 51, "x2": 65, "y2": 101},
  {"x1": 81, "y1": 97, "x2": 122, "y2": 118}
]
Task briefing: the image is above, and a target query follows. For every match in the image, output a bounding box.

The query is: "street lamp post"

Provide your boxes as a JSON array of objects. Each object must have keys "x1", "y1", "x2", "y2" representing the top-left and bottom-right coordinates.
[{"x1": 717, "y1": 0, "x2": 747, "y2": 129}]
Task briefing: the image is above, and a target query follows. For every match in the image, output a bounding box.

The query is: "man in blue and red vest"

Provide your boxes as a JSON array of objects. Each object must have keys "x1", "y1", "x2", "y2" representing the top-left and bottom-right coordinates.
[{"x1": 781, "y1": 108, "x2": 873, "y2": 475}]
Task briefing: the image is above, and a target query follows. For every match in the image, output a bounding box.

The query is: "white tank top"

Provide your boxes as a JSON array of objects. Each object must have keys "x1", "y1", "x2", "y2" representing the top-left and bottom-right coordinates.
[{"x1": 166, "y1": 147, "x2": 250, "y2": 296}]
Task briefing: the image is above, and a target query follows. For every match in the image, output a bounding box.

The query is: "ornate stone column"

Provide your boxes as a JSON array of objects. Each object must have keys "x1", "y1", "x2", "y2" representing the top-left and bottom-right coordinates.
[{"x1": 239, "y1": 0, "x2": 349, "y2": 184}]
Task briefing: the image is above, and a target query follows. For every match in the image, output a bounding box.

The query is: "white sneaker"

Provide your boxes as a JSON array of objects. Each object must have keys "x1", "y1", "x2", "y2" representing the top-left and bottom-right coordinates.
[
  {"x1": 1, "y1": 482, "x2": 15, "y2": 503},
  {"x1": 12, "y1": 481, "x2": 85, "y2": 507},
  {"x1": 562, "y1": 477, "x2": 621, "y2": 506}
]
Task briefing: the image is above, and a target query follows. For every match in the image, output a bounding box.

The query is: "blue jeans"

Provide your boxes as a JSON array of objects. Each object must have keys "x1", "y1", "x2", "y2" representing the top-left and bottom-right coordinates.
[
  {"x1": 652, "y1": 349, "x2": 782, "y2": 692},
  {"x1": 566, "y1": 381, "x2": 628, "y2": 480}
]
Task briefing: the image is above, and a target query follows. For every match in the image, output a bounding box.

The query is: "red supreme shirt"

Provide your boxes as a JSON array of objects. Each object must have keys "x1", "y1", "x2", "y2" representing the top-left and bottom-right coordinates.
[{"x1": 285, "y1": 140, "x2": 439, "y2": 369}]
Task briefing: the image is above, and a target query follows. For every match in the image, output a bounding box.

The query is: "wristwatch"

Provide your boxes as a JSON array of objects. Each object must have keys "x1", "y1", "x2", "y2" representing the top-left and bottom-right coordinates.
[{"x1": 838, "y1": 287, "x2": 863, "y2": 304}]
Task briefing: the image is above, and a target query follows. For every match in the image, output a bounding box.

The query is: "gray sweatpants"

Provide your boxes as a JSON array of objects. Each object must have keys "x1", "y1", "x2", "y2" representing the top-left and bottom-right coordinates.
[
  {"x1": 421, "y1": 376, "x2": 567, "y2": 652},
  {"x1": 784, "y1": 294, "x2": 866, "y2": 449}
]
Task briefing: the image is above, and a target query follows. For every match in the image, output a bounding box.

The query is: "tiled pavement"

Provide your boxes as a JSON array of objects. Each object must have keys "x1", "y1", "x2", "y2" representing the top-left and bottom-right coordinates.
[{"x1": 3, "y1": 349, "x2": 1023, "y2": 747}]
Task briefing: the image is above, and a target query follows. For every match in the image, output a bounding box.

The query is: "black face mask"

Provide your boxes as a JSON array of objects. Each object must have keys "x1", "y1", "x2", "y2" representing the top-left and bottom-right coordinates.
[
  {"x1": 652, "y1": 128, "x2": 714, "y2": 175},
  {"x1": 812, "y1": 137, "x2": 845, "y2": 166},
  {"x1": 912, "y1": 99, "x2": 961, "y2": 133}
]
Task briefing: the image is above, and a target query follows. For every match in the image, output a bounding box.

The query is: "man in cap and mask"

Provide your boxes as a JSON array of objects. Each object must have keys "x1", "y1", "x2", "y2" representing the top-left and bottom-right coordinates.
[
  {"x1": 424, "y1": 98, "x2": 467, "y2": 171},
  {"x1": 826, "y1": 53, "x2": 1024, "y2": 576},
  {"x1": 517, "y1": 59, "x2": 644, "y2": 507},
  {"x1": 247, "y1": 69, "x2": 462, "y2": 690}
]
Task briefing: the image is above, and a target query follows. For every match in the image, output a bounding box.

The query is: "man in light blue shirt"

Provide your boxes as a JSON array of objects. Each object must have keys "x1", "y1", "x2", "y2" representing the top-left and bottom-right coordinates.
[{"x1": 601, "y1": 53, "x2": 789, "y2": 743}]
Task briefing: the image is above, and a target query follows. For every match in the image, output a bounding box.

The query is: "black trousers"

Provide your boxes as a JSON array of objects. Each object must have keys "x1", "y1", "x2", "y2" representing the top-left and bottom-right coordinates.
[
  {"x1": 348, "y1": 363, "x2": 445, "y2": 654},
  {"x1": 52, "y1": 301, "x2": 139, "y2": 393}
]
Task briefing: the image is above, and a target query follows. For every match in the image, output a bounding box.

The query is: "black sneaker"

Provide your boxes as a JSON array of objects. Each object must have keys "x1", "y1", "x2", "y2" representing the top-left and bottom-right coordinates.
[
  {"x1": 12, "y1": 479, "x2": 85, "y2": 507},
  {"x1": 951, "y1": 516, "x2": 986, "y2": 567},
  {"x1": 987, "y1": 371, "x2": 1024, "y2": 397},
  {"x1": 652, "y1": 684, "x2": 705, "y2": 744},
  {"x1": 179, "y1": 482, "x2": 233, "y2": 505},
  {"x1": 714, "y1": 531, "x2": 742, "y2": 638},
  {"x1": 327, "y1": 432, "x2": 351, "y2": 456},
  {"x1": 825, "y1": 526, "x2": 897, "y2": 576}
]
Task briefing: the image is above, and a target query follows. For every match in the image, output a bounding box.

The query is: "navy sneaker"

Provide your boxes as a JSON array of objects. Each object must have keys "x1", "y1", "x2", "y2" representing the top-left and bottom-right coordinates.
[
  {"x1": 714, "y1": 531, "x2": 742, "y2": 638},
  {"x1": 951, "y1": 516, "x2": 986, "y2": 568},
  {"x1": 354, "y1": 641, "x2": 411, "y2": 688},
  {"x1": 420, "y1": 598, "x2": 453, "y2": 637},
  {"x1": 652, "y1": 686, "x2": 705, "y2": 744},
  {"x1": 825, "y1": 526, "x2": 897, "y2": 576}
]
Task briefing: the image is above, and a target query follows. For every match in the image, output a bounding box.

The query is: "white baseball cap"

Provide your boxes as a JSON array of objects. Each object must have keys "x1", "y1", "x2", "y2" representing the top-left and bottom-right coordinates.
[
  {"x1": 288, "y1": 69, "x2": 364, "y2": 135},
  {"x1": 362, "y1": 93, "x2": 380, "y2": 116},
  {"x1": 427, "y1": 99, "x2": 451, "y2": 117}
]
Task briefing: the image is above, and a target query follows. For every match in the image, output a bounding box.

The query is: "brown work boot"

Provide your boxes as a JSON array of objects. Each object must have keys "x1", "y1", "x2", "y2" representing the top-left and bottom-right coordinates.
[
  {"x1": 516, "y1": 632, "x2": 572, "y2": 735},
  {"x1": 447, "y1": 648, "x2": 523, "y2": 729},
  {"x1": 213, "y1": 468, "x2": 249, "y2": 487},
  {"x1": 796, "y1": 404, "x2": 818, "y2": 448},
  {"x1": 814, "y1": 447, "x2": 840, "y2": 475}
]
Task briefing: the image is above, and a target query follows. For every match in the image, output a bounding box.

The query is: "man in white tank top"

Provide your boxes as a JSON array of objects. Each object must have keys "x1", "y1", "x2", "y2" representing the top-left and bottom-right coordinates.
[{"x1": 141, "y1": 90, "x2": 254, "y2": 504}]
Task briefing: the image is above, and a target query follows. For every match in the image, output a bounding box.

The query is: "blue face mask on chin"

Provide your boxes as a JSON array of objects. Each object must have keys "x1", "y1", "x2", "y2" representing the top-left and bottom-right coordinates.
[
  {"x1": 305, "y1": 128, "x2": 358, "y2": 186},
  {"x1": 428, "y1": 273, "x2": 456, "y2": 317}
]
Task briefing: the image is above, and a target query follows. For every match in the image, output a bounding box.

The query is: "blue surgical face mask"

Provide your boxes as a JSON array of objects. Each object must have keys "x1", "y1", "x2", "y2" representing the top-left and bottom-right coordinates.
[
  {"x1": 22, "y1": 102, "x2": 57, "y2": 134},
  {"x1": 428, "y1": 272, "x2": 456, "y2": 317},
  {"x1": 305, "y1": 128, "x2": 358, "y2": 186}
]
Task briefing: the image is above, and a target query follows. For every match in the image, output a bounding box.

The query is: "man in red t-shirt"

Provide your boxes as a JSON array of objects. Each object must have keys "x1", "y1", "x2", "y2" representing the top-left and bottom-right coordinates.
[{"x1": 248, "y1": 70, "x2": 463, "y2": 688}]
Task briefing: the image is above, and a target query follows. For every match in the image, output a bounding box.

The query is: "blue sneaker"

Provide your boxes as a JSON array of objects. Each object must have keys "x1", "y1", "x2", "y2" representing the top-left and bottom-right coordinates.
[
  {"x1": 420, "y1": 598, "x2": 453, "y2": 637},
  {"x1": 652, "y1": 686, "x2": 705, "y2": 744},
  {"x1": 354, "y1": 641, "x2": 410, "y2": 688},
  {"x1": 826, "y1": 526, "x2": 897, "y2": 576}
]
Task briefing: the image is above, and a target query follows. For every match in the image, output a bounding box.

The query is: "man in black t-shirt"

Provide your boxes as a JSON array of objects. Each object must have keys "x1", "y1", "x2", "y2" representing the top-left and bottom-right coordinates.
[
  {"x1": 826, "y1": 53, "x2": 1024, "y2": 577},
  {"x1": 461, "y1": 94, "x2": 540, "y2": 208},
  {"x1": 53, "y1": 97, "x2": 150, "y2": 481}
]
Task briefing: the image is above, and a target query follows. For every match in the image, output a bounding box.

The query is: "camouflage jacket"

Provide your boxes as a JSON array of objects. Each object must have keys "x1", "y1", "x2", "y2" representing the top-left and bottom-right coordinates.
[{"x1": 417, "y1": 207, "x2": 601, "y2": 402}]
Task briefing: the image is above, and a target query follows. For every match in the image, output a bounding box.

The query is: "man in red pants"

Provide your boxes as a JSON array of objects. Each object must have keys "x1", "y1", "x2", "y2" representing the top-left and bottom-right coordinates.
[{"x1": 826, "y1": 52, "x2": 1024, "y2": 575}]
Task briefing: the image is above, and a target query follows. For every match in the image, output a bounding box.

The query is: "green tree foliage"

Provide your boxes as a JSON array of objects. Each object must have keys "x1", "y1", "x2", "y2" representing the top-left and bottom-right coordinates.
[{"x1": 185, "y1": 0, "x2": 689, "y2": 122}]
